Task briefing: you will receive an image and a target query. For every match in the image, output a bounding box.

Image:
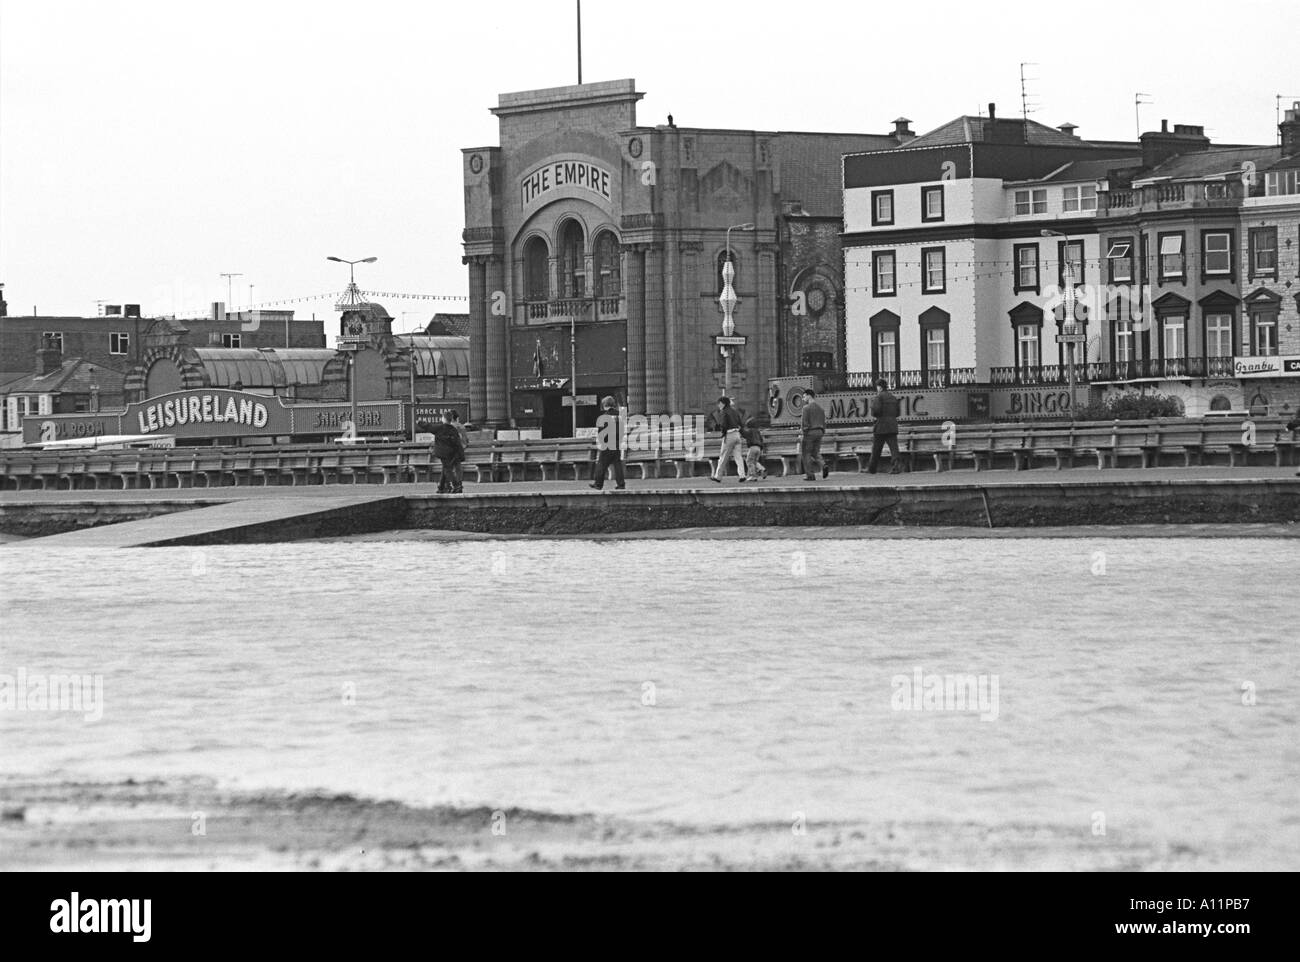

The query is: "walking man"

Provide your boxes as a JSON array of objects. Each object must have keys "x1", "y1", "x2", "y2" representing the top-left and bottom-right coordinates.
[
  {"x1": 711, "y1": 396, "x2": 747, "y2": 483},
  {"x1": 449, "y1": 410, "x2": 469, "y2": 490},
  {"x1": 589, "y1": 396, "x2": 626, "y2": 491},
  {"x1": 432, "y1": 411, "x2": 465, "y2": 493},
  {"x1": 867, "y1": 378, "x2": 903, "y2": 475},
  {"x1": 800, "y1": 388, "x2": 829, "y2": 481}
]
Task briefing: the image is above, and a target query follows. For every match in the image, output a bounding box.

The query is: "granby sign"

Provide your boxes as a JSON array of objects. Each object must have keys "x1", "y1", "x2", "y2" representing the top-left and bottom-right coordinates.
[{"x1": 23, "y1": 389, "x2": 405, "y2": 444}]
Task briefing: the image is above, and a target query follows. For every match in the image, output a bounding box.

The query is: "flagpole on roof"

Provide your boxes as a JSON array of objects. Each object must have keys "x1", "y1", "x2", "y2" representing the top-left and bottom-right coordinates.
[{"x1": 577, "y1": 1, "x2": 582, "y2": 85}]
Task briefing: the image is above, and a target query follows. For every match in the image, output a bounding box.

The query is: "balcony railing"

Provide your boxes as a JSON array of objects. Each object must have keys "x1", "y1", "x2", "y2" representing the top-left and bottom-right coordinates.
[
  {"x1": 840, "y1": 369, "x2": 978, "y2": 390},
  {"x1": 992, "y1": 357, "x2": 1238, "y2": 385},
  {"x1": 519, "y1": 297, "x2": 625, "y2": 324},
  {"x1": 1103, "y1": 182, "x2": 1246, "y2": 216}
]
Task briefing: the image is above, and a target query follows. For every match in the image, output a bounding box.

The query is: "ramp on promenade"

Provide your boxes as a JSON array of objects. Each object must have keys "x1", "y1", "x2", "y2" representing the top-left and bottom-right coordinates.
[{"x1": 10, "y1": 492, "x2": 407, "y2": 548}]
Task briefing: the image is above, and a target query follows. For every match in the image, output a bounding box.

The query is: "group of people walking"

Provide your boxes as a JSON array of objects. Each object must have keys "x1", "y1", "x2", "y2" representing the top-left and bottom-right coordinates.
[
  {"x1": 710, "y1": 397, "x2": 768, "y2": 483},
  {"x1": 791, "y1": 379, "x2": 902, "y2": 481}
]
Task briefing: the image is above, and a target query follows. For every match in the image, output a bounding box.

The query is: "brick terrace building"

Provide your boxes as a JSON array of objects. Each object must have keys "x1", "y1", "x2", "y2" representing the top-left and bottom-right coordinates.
[{"x1": 462, "y1": 79, "x2": 904, "y2": 435}]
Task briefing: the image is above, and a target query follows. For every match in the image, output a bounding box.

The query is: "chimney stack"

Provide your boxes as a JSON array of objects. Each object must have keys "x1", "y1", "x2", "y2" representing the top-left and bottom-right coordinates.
[
  {"x1": 211, "y1": 301, "x2": 226, "y2": 320},
  {"x1": 892, "y1": 117, "x2": 915, "y2": 143},
  {"x1": 1281, "y1": 101, "x2": 1300, "y2": 157},
  {"x1": 1140, "y1": 119, "x2": 1211, "y2": 169},
  {"x1": 36, "y1": 338, "x2": 62, "y2": 376}
]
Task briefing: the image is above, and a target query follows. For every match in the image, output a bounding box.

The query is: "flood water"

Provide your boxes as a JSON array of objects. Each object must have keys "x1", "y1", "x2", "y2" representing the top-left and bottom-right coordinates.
[{"x1": 1, "y1": 536, "x2": 1297, "y2": 868}]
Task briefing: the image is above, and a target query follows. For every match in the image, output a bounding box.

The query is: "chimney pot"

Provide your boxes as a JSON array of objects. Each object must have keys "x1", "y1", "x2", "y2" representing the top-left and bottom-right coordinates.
[
  {"x1": 1161, "y1": 119, "x2": 1169, "y2": 133},
  {"x1": 988, "y1": 103, "x2": 997, "y2": 121}
]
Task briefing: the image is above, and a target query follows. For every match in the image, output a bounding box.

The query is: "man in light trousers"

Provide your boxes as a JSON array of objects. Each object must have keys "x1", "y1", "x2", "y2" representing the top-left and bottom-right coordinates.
[{"x1": 711, "y1": 396, "x2": 748, "y2": 483}]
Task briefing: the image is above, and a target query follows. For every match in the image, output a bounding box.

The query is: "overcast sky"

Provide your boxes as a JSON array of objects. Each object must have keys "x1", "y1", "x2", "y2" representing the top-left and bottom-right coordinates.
[{"x1": 1, "y1": 0, "x2": 1295, "y2": 327}]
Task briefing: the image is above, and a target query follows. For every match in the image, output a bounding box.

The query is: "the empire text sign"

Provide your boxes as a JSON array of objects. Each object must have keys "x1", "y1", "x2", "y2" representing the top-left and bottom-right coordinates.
[{"x1": 520, "y1": 158, "x2": 613, "y2": 210}]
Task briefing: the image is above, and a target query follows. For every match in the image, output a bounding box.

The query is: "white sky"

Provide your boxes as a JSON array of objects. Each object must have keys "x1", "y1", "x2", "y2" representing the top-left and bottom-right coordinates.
[{"x1": 1, "y1": 0, "x2": 1296, "y2": 326}]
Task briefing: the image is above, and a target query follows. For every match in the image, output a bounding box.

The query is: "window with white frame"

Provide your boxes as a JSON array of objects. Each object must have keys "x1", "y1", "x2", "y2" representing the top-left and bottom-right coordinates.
[
  {"x1": 874, "y1": 251, "x2": 896, "y2": 295},
  {"x1": 42, "y1": 331, "x2": 64, "y2": 353},
  {"x1": 1014, "y1": 189, "x2": 1048, "y2": 215},
  {"x1": 1114, "y1": 320, "x2": 1134, "y2": 363},
  {"x1": 1251, "y1": 309, "x2": 1279, "y2": 356},
  {"x1": 1203, "y1": 232, "x2": 1232, "y2": 275},
  {"x1": 1015, "y1": 245, "x2": 1039, "y2": 291},
  {"x1": 1250, "y1": 227, "x2": 1278, "y2": 276},
  {"x1": 1162, "y1": 315, "x2": 1186, "y2": 372},
  {"x1": 1107, "y1": 240, "x2": 1133, "y2": 282},
  {"x1": 922, "y1": 186, "x2": 945, "y2": 222},
  {"x1": 222, "y1": 333, "x2": 241, "y2": 348},
  {"x1": 1159, "y1": 234, "x2": 1184, "y2": 279},
  {"x1": 1063, "y1": 185, "x2": 1098, "y2": 212},
  {"x1": 877, "y1": 330, "x2": 897, "y2": 375},
  {"x1": 922, "y1": 248, "x2": 946, "y2": 292},
  {"x1": 872, "y1": 190, "x2": 894, "y2": 226},
  {"x1": 1018, "y1": 324, "x2": 1040, "y2": 371},
  {"x1": 1266, "y1": 170, "x2": 1299, "y2": 196},
  {"x1": 925, "y1": 327, "x2": 947, "y2": 373},
  {"x1": 109, "y1": 332, "x2": 129, "y2": 355},
  {"x1": 1206, "y1": 314, "x2": 1234, "y2": 357}
]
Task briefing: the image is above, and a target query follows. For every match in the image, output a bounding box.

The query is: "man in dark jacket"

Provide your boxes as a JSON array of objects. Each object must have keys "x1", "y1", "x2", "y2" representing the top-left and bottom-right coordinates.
[
  {"x1": 432, "y1": 412, "x2": 465, "y2": 493},
  {"x1": 589, "y1": 396, "x2": 626, "y2": 491},
  {"x1": 800, "y1": 389, "x2": 828, "y2": 480},
  {"x1": 867, "y1": 378, "x2": 903, "y2": 475},
  {"x1": 711, "y1": 396, "x2": 747, "y2": 482}
]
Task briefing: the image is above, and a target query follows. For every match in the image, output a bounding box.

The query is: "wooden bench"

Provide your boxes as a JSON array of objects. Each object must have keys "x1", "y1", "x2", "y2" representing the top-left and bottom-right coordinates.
[
  {"x1": 1011, "y1": 428, "x2": 1079, "y2": 470},
  {"x1": 931, "y1": 429, "x2": 995, "y2": 472}
]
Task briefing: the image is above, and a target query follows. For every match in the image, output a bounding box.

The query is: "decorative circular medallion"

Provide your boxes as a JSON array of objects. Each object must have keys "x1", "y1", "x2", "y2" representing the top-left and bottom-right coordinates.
[
  {"x1": 469, "y1": 154, "x2": 484, "y2": 174},
  {"x1": 628, "y1": 137, "x2": 643, "y2": 159},
  {"x1": 807, "y1": 288, "x2": 827, "y2": 314}
]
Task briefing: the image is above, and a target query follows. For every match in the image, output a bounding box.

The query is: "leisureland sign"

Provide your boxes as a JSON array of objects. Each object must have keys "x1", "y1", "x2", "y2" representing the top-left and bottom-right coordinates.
[
  {"x1": 1234, "y1": 355, "x2": 1300, "y2": 379},
  {"x1": 520, "y1": 157, "x2": 613, "y2": 211},
  {"x1": 23, "y1": 389, "x2": 404, "y2": 443}
]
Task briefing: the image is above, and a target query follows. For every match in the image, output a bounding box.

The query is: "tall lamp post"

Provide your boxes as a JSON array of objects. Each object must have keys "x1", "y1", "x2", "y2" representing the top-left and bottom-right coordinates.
[
  {"x1": 1042, "y1": 229, "x2": 1081, "y2": 421},
  {"x1": 327, "y1": 255, "x2": 378, "y2": 434},
  {"x1": 719, "y1": 223, "x2": 755, "y2": 400}
]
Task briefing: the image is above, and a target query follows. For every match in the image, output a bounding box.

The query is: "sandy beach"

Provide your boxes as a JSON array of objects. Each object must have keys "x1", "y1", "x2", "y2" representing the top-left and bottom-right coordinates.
[{"x1": 0, "y1": 778, "x2": 1264, "y2": 872}]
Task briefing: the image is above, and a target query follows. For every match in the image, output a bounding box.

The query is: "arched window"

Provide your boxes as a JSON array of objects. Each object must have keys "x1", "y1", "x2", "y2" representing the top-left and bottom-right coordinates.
[
  {"x1": 523, "y1": 237, "x2": 550, "y2": 301},
  {"x1": 869, "y1": 310, "x2": 900, "y2": 381},
  {"x1": 594, "y1": 230, "x2": 621, "y2": 298},
  {"x1": 559, "y1": 220, "x2": 586, "y2": 299}
]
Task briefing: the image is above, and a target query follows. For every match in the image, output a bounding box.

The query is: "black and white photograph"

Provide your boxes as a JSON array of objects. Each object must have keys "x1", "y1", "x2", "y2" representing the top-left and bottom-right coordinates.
[{"x1": 0, "y1": 0, "x2": 1295, "y2": 927}]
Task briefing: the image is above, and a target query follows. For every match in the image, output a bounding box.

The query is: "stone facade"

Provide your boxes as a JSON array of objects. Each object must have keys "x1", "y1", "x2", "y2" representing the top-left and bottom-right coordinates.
[{"x1": 462, "y1": 79, "x2": 897, "y2": 435}]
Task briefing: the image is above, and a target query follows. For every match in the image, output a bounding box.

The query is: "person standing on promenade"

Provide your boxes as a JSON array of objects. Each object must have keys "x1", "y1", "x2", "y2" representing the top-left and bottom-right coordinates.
[
  {"x1": 711, "y1": 396, "x2": 747, "y2": 483},
  {"x1": 741, "y1": 417, "x2": 767, "y2": 482},
  {"x1": 1289, "y1": 413, "x2": 1300, "y2": 477},
  {"x1": 800, "y1": 389, "x2": 828, "y2": 481},
  {"x1": 450, "y1": 410, "x2": 469, "y2": 490},
  {"x1": 589, "y1": 396, "x2": 626, "y2": 491},
  {"x1": 867, "y1": 378, "x2": 903, "y2": 475},
  {"x1": 432, "y1": 411, "x2": 465, "y2": 493}
]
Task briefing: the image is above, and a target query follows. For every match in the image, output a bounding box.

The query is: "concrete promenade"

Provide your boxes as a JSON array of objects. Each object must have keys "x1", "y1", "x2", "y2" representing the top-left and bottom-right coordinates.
[{"x1": 1, "y1": 463, "x2": 1296, "y2": 546}]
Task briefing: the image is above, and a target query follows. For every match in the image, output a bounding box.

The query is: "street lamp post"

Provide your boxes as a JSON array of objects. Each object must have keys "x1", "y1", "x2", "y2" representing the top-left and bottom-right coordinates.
[
  {"x1": 719, "y1": 223, "x2": 755, "y2": 400},
  {"x1": 1042, "y1": 230, "x2": 1080, "y2": 421}
]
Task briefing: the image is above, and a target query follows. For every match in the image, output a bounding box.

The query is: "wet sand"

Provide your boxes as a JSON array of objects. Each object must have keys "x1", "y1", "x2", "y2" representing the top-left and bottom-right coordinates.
[{"x1": 0, "y1": 778, "x2": 1242, "y2": 872}]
